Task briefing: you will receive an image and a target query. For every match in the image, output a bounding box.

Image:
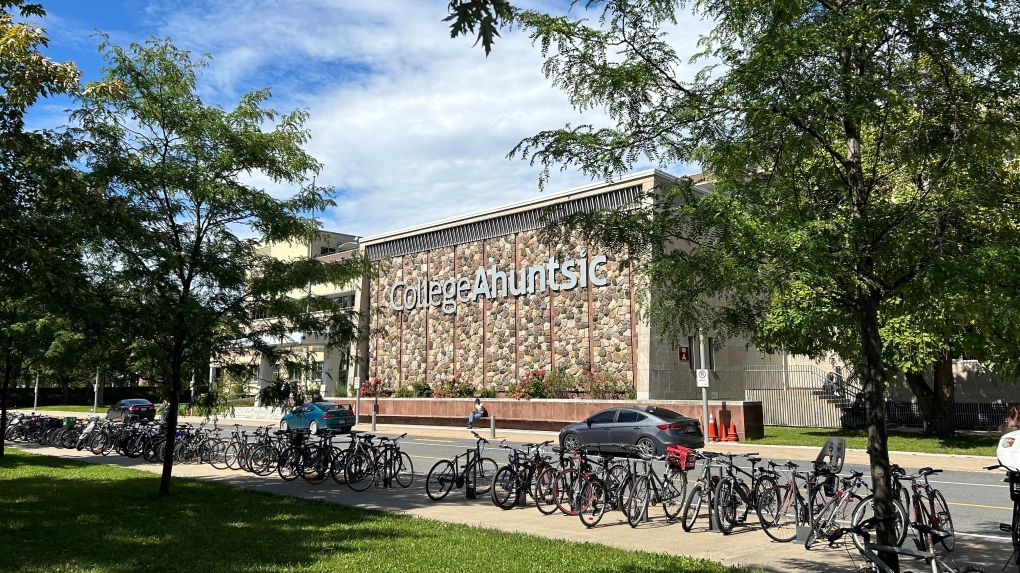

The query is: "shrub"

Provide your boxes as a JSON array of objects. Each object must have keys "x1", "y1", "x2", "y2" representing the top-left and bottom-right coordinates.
[
  {"x1": 393, "y1": 386, "x2": 415, "y2": 398},
  {"x1": 580, "y1": 371, "x2": 627, "y2": 400},
  {"x1": 412, "y1": 381, "x2": 432, "y2": 398},
  {"x1": 431, "y1": 373, "x2": 474, "y2": 398},
  {"x1": 543, "y1": 367, "x2": 577, "y2": 399},
  {"x1": 359, "y1": 377, "x2": 391, "y2": 398},
  {"x1": 507, "y1": 369, "x2": 547, "y2": 400},
  {"x1": 476, "y1": 386, "x2": 497, "y2": 398}
]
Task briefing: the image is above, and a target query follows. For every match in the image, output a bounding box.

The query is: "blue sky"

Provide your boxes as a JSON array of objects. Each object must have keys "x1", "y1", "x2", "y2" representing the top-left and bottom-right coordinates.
[{"x1": 28, "y1": 1, "x2": 706, "y2": 238}]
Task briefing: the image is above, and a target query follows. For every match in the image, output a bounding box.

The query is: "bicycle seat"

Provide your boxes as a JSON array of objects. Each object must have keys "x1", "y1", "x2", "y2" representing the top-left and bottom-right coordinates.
[
  {"x1": 746, "y1": 456, "x2": 761, "y2": 464},
  {"x1": 552, "y1": 446, "x2": 565, "y2": 453},
  {"x1": 847, "y1": 469, "x2": 863, "y2": 479},
  {"x1": 786, "y1": 461, "x2": 799, "y2": 469},
  {"x1": 918, "y1": 467, "x2": 941, "y2": 476},
  {"x1": 911, "y1": 522, "x2": 952, "y2": 543}
]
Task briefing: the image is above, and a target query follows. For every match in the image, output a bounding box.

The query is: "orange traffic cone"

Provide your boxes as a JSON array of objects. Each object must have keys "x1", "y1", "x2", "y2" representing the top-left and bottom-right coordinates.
[
  {"x1": 725, "y1": 420, "x2": 739, "y2": 442},
  {"x1": 708, "y1": 413, "x2": 718, "y2": 442}
]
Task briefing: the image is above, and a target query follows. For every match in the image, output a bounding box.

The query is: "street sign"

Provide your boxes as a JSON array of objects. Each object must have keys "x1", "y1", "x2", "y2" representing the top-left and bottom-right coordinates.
[
  {"x1": 354, "y1": 379, "x2": 361, "y2": 389},
  {"x1": 678, "y1": 346, "x2": 690, "y2": 362},
  {"x1": 696, "y1": 368, "x2": 710, "y2": 388}
]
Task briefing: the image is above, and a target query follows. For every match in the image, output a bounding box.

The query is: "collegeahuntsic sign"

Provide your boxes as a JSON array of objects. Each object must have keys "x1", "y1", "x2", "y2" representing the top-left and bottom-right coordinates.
[{"x1": 388, "y1": 250, "x2": 609, "y2": 314}]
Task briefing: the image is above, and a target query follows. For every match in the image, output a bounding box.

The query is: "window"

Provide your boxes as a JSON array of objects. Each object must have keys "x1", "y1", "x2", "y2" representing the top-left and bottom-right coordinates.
[
  {"x1": 617, "y1": 410, "x2": 646, "y2": 423},
  {"x1": 312, "y1": 361, "x2": 323, "y2": 381},
  {"x1": 328, "y1": 295, "x2": 354, "y2": 308},
  {"x1": 589, "y1": 410, "x2": 617, "y2": 424}
]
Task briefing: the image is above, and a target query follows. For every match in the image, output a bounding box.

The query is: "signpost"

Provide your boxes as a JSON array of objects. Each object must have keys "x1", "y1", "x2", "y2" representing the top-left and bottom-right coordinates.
[{"x1": 696, "y1": 368, "x2": 710, "y2": 388}]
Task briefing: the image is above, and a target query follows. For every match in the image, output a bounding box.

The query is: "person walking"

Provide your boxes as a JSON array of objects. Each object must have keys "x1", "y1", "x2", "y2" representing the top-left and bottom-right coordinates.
[
  {"x1": 159, "y1": 399, "x2": 170, "y2": 422},
  {"x1": 467, "y1": 398, "x2": 487, "y2": 429}
]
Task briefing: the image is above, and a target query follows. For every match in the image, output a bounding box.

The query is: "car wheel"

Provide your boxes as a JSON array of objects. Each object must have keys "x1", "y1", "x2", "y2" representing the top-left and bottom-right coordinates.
[
  {"x1": 636, "y1": 437, "x2": 656, "y2": 456},
  {"x1": 309, "y1": 421, "x2": 319, "y2": 435},
  {"x1": 280, "y1": 420, "x2": 289, "y2": 431},
  {"x1": 563, "y1": 432, "x2": 581, "y2": 450}
]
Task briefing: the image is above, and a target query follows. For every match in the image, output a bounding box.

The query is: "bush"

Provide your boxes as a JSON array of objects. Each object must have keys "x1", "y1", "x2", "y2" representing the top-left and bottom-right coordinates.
[
  {"x1": 334, "y1": 384, "x2": 349, "y2": 398},
  {"x1": 543, "y1": 368, "x2": 577, "y2": 399},
  {"x1": 580, "y1": 371, "x2": 627, "y2": 400},
  {"x1": 393, "y1": 386, "x2": 415, "y2": 398},
  {"x1": 359, "y1": 377, "x2": 391, "y2": 398},
  {"x1": 432, "y1": 373, "x2": 474, "y2": 398},
  {"x1": 476, "y1": 386, "x2": 497, "y2": 398},
  {"x1": 413, "y1": 381, "x2": 432, "y2": 398},
  {"x1": 508, "y1": 369, "x2": 547, "y2": 400}
]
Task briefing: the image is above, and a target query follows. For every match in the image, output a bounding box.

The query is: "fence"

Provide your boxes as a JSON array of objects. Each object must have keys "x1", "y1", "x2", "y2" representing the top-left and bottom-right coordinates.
[{"x1": 744, "y1": 365, "x2": 1009, "y2": 429}]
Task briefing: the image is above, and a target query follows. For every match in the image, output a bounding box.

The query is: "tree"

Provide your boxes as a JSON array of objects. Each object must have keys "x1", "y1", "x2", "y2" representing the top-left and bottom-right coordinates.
[
  {"x1": 0, "y1": 0, "x2": 86, "y2": 458},
  {"x1": 74, "y1": 37, "x2": 373, "y2": 495},
  {"x1": 462, "y1": 1, "x2": 1020, "y2": 567}
]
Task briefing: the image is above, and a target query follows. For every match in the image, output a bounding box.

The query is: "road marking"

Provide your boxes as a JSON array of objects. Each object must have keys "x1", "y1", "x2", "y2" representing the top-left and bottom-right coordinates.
[
  {"x1": 954, "y1": 532, "x2": 1013, "y2": 542},
  {"x1": 930, "y1": 480, "x2": 1008, "y2": 488},
  {"x1": 946, "y1": 501, "x2": 1013, "y2": 510}
]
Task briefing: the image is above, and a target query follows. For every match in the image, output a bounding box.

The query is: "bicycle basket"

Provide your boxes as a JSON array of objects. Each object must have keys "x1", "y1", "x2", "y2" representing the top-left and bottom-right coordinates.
[{"x1": 666, "y1": 444, "x2": 696, "y2": 471}]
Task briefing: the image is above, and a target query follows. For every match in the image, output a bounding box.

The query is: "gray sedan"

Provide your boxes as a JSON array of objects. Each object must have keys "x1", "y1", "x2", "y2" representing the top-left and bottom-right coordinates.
[{"x1": 558, "y1": 406, "x2": 704, "y2": 456}]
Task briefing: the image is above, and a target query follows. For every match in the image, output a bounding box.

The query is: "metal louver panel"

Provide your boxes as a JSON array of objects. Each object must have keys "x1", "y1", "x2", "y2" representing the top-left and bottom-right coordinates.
[{"x1": 364, "y1": 185, "x2": 641, "y2": 259}]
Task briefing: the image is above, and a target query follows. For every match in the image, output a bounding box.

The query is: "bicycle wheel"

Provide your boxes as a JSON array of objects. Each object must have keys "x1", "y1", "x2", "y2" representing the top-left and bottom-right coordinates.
[
  {"x1": 681, "y1": 483, "x2": 704, "y2": 532},
  {"x1": 850, "y1": 494, "x2": 908, "y2": 552},
  {"x1": 753, "y1": 474, "x2": 777, "y2": 509},
  {"x1": 606, "y1": 463, "x2": 632, "y2": 512},
  {"x1": 627, "y1": 475, "x2": 650, "y2": 527},
  {"x1": 932, "y1": 490, "x2": 955, "y2": 552},
  {"x1": 553, "y1": 468, "x2": 582, "y2": 516},
  {"x1": 661, "y1": 469, "x2": 687, "y2": 520},
  {"x1": 223, "y1": 442, "x2": 240, "y2": 470},
  {"x1": 208, "y1": 440, "x2": 229, "y2": 470},
  {"x1": 300, "y1": 445, "x2": 332, "y2": 485},
  {"x1": 578, "y1": 477, "x2": 608, "y2": 528},
  {"x1": 714, "y1": 477, "x2": 742, "y2": 534},
  {"x1": 249, "y1": 445, "x2": 276, "y2": 476},
  {"x1": 426, "y1": 460, "x2": 456, "y2": 501},
  {"x1": 330, "y1": 448, "x2": 349, "y2": 484},
  {"x1": 277, "y1": 447, "x2": 301, "y2": 481},
  {"x1": 473, "y1": 457, "x2": 499, "y2": 495},
  {"x1": 805, "y1": 496, "x2": 840, "y2": 549},
  {"x1": 491, "y1": 466, "x2": 518, "y2": 510},
  {"x1": 617, "y1": 474, "x2": 634, "y2": 517},
  {"x1": 345, "y1": 450, "x2": 376, "y2": 492},
  {"x1": 534, "y1": 467, "x2": 559, "y2": 515},
  {"x1": 757, "y1": 484, "x2": 797, "y2": 542},
  {"x1": 394, "y1": 452, "x2": 414, "y2": 488}
]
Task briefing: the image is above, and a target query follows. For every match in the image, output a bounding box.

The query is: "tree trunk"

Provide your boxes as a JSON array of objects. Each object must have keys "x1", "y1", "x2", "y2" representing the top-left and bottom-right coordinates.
[
  {"x1": 859, "y1": 291, "x2": 899, "y2": 571},
  {"x1": 904, "y1": 353, "x2": 956, "y2": 435},
  {"x1": 1, "y1": 331, "x2": 13, "y2": 459},
  {"x1": 158, "y1": 345, "x2": 183, "y2": 496}
]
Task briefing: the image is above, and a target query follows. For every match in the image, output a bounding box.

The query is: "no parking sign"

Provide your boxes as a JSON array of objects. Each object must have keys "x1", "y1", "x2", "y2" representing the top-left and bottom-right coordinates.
[{"x1": 696, "y1": 368, "x2": 709, "y2": 388}]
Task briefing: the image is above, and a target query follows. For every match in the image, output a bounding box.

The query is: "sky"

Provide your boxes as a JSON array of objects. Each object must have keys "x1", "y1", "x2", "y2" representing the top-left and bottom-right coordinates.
[{"x1": 28, "y1": 0, "x2": 710, "y2": 239}]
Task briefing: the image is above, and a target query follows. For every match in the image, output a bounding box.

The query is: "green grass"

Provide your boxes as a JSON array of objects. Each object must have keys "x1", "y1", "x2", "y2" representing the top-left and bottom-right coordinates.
[
  {"x1": 745, "y1": 426, "x2": 999, "y2": 456},
  {"x1": 0, "y1": 450, "x2": 761, "y2": 573},
  {"x1": 26, "y1": 405, "x2": 108, "y2": 413}
]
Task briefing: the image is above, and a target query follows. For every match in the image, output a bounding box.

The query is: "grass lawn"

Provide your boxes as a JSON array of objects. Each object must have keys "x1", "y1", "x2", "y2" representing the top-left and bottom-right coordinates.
[
  {"x1": 745, "y1": 426, "x2": 999, "y2": 456},
  {"x1": 27, "y1": 405, "x2": 107, "y2": 413},
  {"x1": 0, "y1": 450, "x2": 762, "y2": 573}
]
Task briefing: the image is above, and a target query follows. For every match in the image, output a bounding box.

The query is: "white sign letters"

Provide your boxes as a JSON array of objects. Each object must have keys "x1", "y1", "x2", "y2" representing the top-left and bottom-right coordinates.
[{"x1": 388, "y1": 250, "x2": 609, "y2": 314}]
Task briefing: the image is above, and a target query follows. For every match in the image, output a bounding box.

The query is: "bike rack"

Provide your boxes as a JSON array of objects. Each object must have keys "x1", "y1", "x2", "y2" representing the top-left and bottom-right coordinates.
[{"x1": 464, "y1": 448, "x2": 477, "y2": 499}]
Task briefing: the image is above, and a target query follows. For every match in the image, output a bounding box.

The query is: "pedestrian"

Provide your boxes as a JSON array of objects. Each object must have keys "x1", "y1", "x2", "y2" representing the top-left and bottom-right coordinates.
[
  {"x1": 159, "y1": 399, "x2": 169, "y2": 422},
  {"x1": 467, "y1": 398, "x2": 487, "y2": 429}
]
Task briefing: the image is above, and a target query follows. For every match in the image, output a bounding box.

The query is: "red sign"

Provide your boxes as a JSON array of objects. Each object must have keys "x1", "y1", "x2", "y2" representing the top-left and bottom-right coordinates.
[{"x1": 678, "y1": 346, "x2": 690, "y2": 362}]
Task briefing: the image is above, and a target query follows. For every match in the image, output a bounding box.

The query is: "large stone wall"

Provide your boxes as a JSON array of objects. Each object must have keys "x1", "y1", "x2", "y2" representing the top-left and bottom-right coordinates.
[{"x1": 369, "y1": 234, "x2": 637, "y2": 391}]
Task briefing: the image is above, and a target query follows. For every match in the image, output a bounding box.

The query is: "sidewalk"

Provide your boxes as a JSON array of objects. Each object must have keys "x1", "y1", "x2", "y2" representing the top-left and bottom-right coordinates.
[{"x1": 11, "y1": 425, "x2": 1013, "y2": 573}]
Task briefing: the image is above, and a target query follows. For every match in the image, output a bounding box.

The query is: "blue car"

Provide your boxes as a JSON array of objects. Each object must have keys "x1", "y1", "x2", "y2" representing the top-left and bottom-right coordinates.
[{"x1": 280, "y1": 401, "x2": 355, "y2": 434}]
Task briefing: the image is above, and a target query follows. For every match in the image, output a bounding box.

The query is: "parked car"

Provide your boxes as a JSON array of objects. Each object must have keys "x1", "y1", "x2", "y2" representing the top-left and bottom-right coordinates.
[
  {"x1": 280, "y1": 401, "x2": 355, "y2": 434},
  {"x1": 999, "y1": 429, "x2": 1020, "y2": 469},
  {"x1": 106, "y1": 399, "x2": 156, "y2": 422},
  {"x1": 559, "y1": 405, "x2": 704, "y2": 456}
]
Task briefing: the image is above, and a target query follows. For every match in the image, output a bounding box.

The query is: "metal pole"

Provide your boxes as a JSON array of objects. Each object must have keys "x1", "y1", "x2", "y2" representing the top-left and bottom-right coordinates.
[
  {"x1": 490, "y1": 415, "x2": 496, "y2": 439},
  {"x1": 371, "y1": 411, "x2": 376, "y2": 431},
  {"x1": 92, "y1": 368, "x2": 99, "y2": 413},
  {"x1": 33, "y1": 372, "x2": 39, "y2": 411},
  {"x1": 354, "y1": 356, "x2": 360, "y2": 424},
  {"x1": 699, "y1": 329, "x2": 709, "y2": 443}
]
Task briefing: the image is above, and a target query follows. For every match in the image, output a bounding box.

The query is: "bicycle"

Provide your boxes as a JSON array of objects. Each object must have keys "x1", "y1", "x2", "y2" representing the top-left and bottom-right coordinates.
[
  {"x1": 755, "y1": 460, "x2": 830, "y2": 542},
  {"x1": 623, "y1": 444, "x2": 689, "y2": 527},
  {"x1": 985, "y1": 463, "x2": 1020, "y2": 571},
  {"x1": 893, "y1": 466, "x2": 955, "y2": 552},
  {"x1": 826, "y1": 515, "x2": 988, "y2": 573},
  {"x1": 426, "y1": 431, "x2": 499, "y2": 500},
  {"x1": 712, "y1": 452, "x2": 773, "y2": 534},
  {"x1": 491, "y1": 440, "x2": 553, "y2": 510},
  {"x1": 805, "y1": 468, "x2": 870, "y2": 549},
  {"x1": 375, "y1": 433, "x2": 414, "y2": 488}
]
